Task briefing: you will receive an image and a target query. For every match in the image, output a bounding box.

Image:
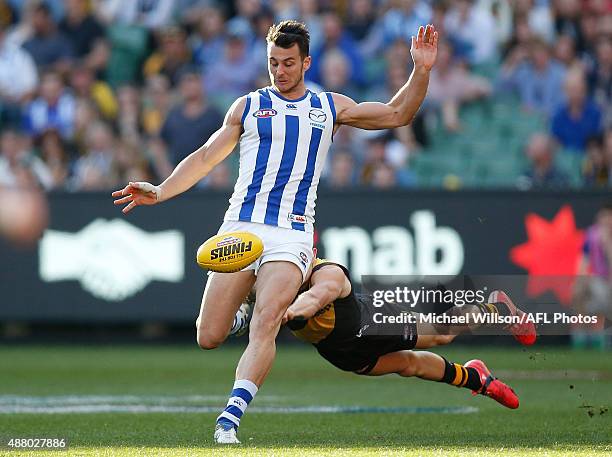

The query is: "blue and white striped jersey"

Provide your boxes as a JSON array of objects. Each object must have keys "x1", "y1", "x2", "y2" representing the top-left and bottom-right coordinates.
[{"x1": 224, "y1": 87, "x2": 336, "y2": 233}]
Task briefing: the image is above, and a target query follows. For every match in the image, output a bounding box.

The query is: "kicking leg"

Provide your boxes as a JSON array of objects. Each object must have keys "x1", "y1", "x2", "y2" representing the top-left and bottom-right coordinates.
[
  {"x1": 195, "y1": 270, "x2": 256, "y2": 350},
  {"x1": 366, "y1": 350, "x2": 519, "y2": 409}
]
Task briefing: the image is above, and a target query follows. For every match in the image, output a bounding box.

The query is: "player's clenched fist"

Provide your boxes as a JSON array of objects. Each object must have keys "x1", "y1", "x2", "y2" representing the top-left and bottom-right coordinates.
[{"x1": 111, "y1": 181, "x2": 162, "y2": 214}]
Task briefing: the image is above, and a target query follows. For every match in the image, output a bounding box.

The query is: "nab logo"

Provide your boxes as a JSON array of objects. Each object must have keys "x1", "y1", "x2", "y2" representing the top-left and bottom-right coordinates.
[
  {"x1": 286, "y1": 103, "x2": 298, "y2": 110},
  {"x1": 253, "y1": 108, "x2": 277, "y2": 118}
]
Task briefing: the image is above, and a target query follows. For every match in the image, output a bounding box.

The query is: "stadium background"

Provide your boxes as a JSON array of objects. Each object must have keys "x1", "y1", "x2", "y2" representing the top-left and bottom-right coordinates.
[{"x1": 0, "y1": 0, "x2": 611, "y2": 455}]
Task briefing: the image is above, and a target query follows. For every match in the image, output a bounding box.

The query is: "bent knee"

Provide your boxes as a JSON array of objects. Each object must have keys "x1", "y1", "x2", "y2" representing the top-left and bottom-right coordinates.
[{"x1": 196, "y1": 327, "x2": 226, "y2": 350}]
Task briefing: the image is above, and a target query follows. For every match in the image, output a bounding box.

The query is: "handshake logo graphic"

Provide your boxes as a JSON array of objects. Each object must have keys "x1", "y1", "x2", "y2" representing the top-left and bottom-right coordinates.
[{"x1": 39, "y1": 219, "x2": 184, "y2": 301}]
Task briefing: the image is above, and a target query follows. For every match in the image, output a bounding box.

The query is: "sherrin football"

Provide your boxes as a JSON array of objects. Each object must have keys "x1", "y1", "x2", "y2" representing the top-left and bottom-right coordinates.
[{"x1": 196, "y1": 231, "x2": 264, "y2": 273}]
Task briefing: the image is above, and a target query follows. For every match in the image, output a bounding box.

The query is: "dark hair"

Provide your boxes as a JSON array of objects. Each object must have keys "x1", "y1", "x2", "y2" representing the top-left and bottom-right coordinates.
[{"x1": 266, "y1": 20, "x2": 310, "y2": 59}]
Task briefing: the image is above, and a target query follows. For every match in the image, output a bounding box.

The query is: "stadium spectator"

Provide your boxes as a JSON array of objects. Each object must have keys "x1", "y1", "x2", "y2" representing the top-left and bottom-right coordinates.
[
  {"x1": 69, "y1": 63, "x2": 118, "y2": 120},
  {"x1": 517, "y1": 133, "x2": 570, "y2": 189},
  {"x1": 444, "y1": 0, "x2": 497, "y2": 64},
  {"x1": 70, "y1": 121, "x2": 116, "y2": 190},
  {"x1": 0, "y1": 128, "x2": 52, "y2": 189},
  {"x1": 224, "y1": 0, "x2": 260, "y2": 42},
  {"x1": 141, "y1": 74, "x2": 171, "y2": 137},
  {"x1": 0, "y1": 0, "x2": 17, "y2": 29},
  {"x1": 325, "y1": 150, "x2": 357, "y2": 188},
  {"x1": 203, "y1": 22, "x2": 258, "y2": 104},
  {"x1": 250, "y1": 6, "x2": 275, "y2": 76},
  {"x1": 159, "y1": 67, "x2": 223, "y2": 166},
  {"x1": 36, "y1": 128, "x2": 70, "y2": 189},
  {"x1": 191, "y1": 6, "x2": 226, "y2": 70},
  {"x1": 582, "y1": 135, "x2": 609, "y2": 187},
  {"x1": 0, "y1": 21, "x2": 38, "y2": 126},
  {"x1": 426, "y1": 40, "x2": 492, "y2": 132},
  {"x1": 588, "y1": 37, "x2": 612, "y2": 129},
  {"x1": 498, "y1": 37, "x2": 567, "y2": 117},
  {"x1": 115, "y1": 84, "x2": 142, "y2": 141},
  {"x1": 113, "y1": 138, "x2": 153, "y2": 184},
  {"x1": 59, "y1": 0, "x2": 105, "y2": 58},
  {"x1": 344, "y1": 0, "x2": 377, "y2": 43},
  {"x1": 144, "y1": 26, "x2": 193, "y2": 87},
  {"x1": 23, "y1": 71, "x2": 76, "y2": 140},
  {"x1": 552, "y1": 0, "x2": 583, "y2": 51},
  {"x1": 554, "y1": 34, "x2": 578, "y2": 67},
  {"x1": 510, "y1": 0, "x2": 555, "y2": 44},
  {"x1": 573, "y1": 202, "x2": 612, "y2": 349},
  {"x1": 308, "y1": 11, "x2": 366, "y2": 88},
  {"x1": 370, "y1": 161, "x2": 398, "y2": 189},
  {"x1": 22, "y1": 2, "x2": 74, "y2": 71},
  {"x1": 500, "y1": 15, "x2": 534, "y2": 61},
  {"x1": 276, "y1": 0, "x2": 323, "y2": 51},
  {"x1": 320, "y1": 48, "x2": 361, "y2": 101},
  {"x1": 95, "y1": 0, "x2": 174, "y2": 29},
  {"x1": 551, "y1": 69, "x2": 602, "y2": 152},
  {"x1": 364, "y1": 0, "x2": 431, "y2": 56}
]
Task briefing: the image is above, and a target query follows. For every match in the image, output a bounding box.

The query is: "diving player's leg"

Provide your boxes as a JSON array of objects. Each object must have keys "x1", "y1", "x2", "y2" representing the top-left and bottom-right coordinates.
[
  {"x1": 365, "y1": 350, "x2": 519, "y2": 409},
  {"x1": 215, "y1": 261, "x2": 303, "y2": 441},
  {"x1": 195, "y1": 270, "x2": 256, "y2": 350},
  {"x1": 414, "y1": 290, "x2": 536, "y2": 346}
]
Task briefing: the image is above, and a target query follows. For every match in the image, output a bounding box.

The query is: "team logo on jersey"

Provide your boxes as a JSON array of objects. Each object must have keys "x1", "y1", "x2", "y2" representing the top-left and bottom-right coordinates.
[
  {"x1": 253, "y1": 108, "x2": 278, "y2": 118},
  {"x1": 309, "y1": 109, "x2": 327, "y2": 122},
  {"x1": 286, "y1": 103, "x2": 298, "y2": 110}
]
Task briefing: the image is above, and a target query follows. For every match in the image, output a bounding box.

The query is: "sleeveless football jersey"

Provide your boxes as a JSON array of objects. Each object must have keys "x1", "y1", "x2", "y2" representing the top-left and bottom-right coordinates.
[{"x1": 223, "y1": 87, "x2": 336, "y2": 233}]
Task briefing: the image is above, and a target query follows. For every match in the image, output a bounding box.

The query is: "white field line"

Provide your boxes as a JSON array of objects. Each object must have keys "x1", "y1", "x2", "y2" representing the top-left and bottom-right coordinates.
[{"x1": 0, "y1": 396, "x2": 478, "y2": 415}]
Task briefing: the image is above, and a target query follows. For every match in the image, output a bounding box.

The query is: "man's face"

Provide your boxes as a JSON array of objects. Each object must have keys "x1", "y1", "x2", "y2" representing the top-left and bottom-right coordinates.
[
  {"x1": 180, "y1": 74, "x2": 202, "y2": 101},
  {"x1": 267, "y1": 43, "x2": 310, "y2": 93},
  {"x1": 598, "y1": 209, "x2": 612, "y2": 236}
]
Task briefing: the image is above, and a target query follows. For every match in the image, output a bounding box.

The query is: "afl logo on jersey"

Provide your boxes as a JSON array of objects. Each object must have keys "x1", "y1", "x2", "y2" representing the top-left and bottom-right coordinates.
[
  {"x1": 253, "y1": 108, "x2": 278, "y2": 118},
  {"x1": 309, "y1": 109, "x2": 327, "y2": 122}
]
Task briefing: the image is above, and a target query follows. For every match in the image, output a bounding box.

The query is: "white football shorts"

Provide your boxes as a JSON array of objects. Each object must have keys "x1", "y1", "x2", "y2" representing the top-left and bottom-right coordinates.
[{"x1": 216, "y1": 220, "x2": 314, "y2": 281}]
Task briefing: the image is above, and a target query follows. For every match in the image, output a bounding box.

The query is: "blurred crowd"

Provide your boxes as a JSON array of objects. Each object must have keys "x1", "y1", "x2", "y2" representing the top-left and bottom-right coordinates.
[{"x1": 0, "y1": 0, "x2": 611, "y2": 193}]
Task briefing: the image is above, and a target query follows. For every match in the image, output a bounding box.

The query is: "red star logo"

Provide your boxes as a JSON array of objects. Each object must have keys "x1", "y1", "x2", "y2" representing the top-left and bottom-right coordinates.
[{"x1": 510, "y1": 205, "x2": 585, "y2": 304}]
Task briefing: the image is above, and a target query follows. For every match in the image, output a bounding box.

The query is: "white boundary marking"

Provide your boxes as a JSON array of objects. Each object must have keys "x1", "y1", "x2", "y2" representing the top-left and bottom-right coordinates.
[{"x1": 0, "y1": 396, "x2": 478, "y2": 415}]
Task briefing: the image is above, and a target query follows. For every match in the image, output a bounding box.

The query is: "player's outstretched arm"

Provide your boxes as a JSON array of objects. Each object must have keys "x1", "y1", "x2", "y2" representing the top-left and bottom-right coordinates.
[
  {"x1": 282, "y1": 265, "x2": 351, "y2": 324},
  {"x1": 333, "y1": 24, "x2": 438, "y2": 130},
  {"x1": 112, "y1": 97, "x2": 246, "y2": 213}
]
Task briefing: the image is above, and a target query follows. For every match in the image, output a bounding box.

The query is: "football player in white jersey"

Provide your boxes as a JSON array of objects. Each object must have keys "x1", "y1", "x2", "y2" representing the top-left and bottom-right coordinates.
[{"x1": 112, "y1": 20, "x2": 438, "y2": 444}]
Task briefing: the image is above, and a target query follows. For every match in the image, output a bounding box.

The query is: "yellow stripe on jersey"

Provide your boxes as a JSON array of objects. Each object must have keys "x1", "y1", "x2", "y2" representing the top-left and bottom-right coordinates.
[{"x1": 291, "y1": 302, "x2": 336, "y2": 344}]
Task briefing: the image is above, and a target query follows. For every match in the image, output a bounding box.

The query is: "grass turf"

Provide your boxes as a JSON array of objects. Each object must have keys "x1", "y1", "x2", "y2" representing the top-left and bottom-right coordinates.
[{"x1": 0, "y1": 344, "x2": 610, "y2": 456}]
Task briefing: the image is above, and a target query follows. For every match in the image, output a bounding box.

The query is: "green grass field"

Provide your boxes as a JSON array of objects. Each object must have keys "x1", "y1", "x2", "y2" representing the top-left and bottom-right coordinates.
[{"x1": 0, "y1": 344, "x2": 610, "y2": 456}]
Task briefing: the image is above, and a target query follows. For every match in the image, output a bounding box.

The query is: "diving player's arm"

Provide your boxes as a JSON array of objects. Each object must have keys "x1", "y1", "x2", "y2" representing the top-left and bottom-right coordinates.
[
  {"x1": 282, "y1": 265, "x2": 352, "y2": 325},
  {"x1": 112, "y1": 97, "x2": 246, "y2": 214},
  {"x1": 332, "y1": 24, "x2": 438, "y2": 130}
]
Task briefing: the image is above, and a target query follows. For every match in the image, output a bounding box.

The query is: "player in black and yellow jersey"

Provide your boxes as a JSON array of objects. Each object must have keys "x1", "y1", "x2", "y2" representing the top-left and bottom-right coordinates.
[{"x1": 280, "y1": 257, "x2": 537, "y2": 409}]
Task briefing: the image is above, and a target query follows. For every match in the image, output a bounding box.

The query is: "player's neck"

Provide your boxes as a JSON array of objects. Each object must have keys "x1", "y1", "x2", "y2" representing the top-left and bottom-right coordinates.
[{"x1": 270, "y1": 83, "x2": 308, "y2": 101}]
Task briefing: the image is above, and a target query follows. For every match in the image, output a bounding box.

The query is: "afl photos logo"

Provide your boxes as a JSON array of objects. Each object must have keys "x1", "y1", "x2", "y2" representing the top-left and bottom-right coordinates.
[{"x1": 253, "y1": 108, "x2": 278, "y2": 118}]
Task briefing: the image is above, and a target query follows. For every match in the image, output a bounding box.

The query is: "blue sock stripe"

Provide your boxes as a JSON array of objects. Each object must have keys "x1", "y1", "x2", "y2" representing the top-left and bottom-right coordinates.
[
  {"x1": 231, "y1": 387, "x2": 253, "y2": 403},
  {"x1": 224, "y1": 405, "x2": 244, "y2": 419},
  {"x1": 217, "y1": 411, "x2": 240, "y2": 427}
]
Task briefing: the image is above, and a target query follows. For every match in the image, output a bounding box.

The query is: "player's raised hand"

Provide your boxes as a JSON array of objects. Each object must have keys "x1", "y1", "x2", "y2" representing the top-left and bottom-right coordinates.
[
  {"x1": 411, "y1": 24, "x2": 438, "y2": 71},
  {"x1": 111, "y1": 182, "x2": 162, "y2": 214}
]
